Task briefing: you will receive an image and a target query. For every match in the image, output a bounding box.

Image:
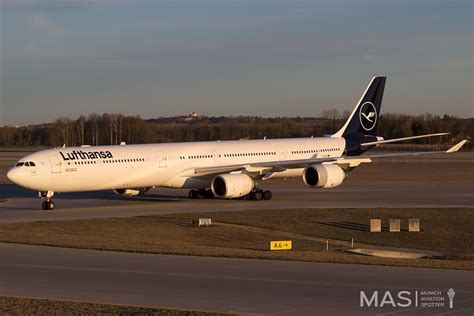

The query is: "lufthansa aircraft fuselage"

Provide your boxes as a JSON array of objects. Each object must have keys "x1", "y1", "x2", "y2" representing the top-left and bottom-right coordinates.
[{"x1": 8, "y1": 137, "x2": 345, "y2": 192}]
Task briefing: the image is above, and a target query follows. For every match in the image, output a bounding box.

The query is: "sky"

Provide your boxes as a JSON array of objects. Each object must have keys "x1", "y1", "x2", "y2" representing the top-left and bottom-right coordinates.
[{"x1": 0, "y1": 0, "x2": 472, "y2": 125}]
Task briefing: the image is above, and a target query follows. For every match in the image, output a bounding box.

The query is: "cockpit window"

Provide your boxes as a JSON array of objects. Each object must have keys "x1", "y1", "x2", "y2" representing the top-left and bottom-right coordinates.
[{"x1": 15, "y1": 161, "x2": 36, "y2": 167}]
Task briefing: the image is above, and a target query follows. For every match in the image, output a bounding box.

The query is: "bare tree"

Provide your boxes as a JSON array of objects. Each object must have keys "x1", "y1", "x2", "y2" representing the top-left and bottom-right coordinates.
[{"x1": 76, "y1": 115, "x2": 86, "y2": 145}]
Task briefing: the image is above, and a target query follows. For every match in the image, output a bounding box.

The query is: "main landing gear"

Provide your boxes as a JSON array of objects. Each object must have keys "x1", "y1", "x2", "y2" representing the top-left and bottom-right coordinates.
[
  {"x1": 188, "y1": 188, "x2": 272, "y2": 200},
  {"x1": 39, "y1": 191, "x2": 55, "y2": 210},
  {"x1": 188, "y1": 189, "x2": 214, "y2": 199},
  {"x1": 246, "y1": 189, "x2": 272, "y2": 201}
]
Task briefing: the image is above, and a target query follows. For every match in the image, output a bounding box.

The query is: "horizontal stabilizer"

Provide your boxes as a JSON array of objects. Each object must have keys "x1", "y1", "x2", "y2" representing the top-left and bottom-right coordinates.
[
  {"x1": 360, "y1": 133, "x2": 449, "y2": 146},
  {"x1": 364, "y1": 139, "x2": 468, "y2": 159},
  {"x1": 446, "y1": 140, "x2": 468, "y2": 153}
]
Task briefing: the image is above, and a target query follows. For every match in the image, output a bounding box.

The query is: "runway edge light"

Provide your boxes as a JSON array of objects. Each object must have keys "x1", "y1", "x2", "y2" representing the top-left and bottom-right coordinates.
[{"x1": 270, "y1": 240, "x2": 292, "y2": 251}]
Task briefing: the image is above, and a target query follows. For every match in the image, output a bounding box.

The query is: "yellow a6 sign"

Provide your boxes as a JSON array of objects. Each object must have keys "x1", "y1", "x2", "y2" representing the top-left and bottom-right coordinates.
[{"x1": 270, "y1": 240, "x2": 292, "y2": 251}]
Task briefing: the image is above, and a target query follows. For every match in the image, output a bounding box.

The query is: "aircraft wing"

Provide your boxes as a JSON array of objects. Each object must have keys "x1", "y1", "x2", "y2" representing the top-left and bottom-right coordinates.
[
  {"x1": 183, "y1": 157, "x2": 371, "y2": 177},
  {"x1": 183, "y1": 140, "x2": 467, "y2": 178}
]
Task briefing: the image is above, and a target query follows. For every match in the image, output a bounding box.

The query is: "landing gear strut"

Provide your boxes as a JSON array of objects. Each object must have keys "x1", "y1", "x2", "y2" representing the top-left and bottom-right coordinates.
[
  {"x1": 39, "y1": 191, "x2": 55, "y2": 210},
  {"x1": 189, "y1": 189, "x2": 214, "y2": 199}
]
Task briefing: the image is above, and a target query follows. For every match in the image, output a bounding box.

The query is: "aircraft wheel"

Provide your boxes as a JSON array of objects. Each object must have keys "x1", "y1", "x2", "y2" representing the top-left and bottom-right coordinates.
[
  {"x1": 205, "y1": 189, "x2": 214, "y2": 199},
  {"x1": 248, "y1": 191, "x2": 255, "y2": 200},
  {"x1": 189, "y1": 190, "x2": 198, "y2": 199},
  {"x1": 46, "y1": 201, "x2": 55, "y2": 210},
  {"x1": 196, "y1": 189, "x2": 207, "y2": 199},
  {"x1": 41, "y1": 201, "x2": 48, "y2": 210},
  {"x1": 263, "y1": 190, "x2": 272, "y2": 200},
  {"x1": 254, "y1": 190, "x2": 263, "y2": 201}
]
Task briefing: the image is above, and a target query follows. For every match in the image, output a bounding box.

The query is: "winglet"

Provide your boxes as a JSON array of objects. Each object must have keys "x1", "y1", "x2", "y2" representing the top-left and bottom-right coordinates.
[{"x1": 446, "y1": 140, "x2": 468, "y2": 153}]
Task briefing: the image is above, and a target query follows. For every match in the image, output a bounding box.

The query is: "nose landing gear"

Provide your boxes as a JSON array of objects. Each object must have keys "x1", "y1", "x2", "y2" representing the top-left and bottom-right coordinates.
[{"x1": 39, "y1": 191, "x2": 55, "y2": 210}]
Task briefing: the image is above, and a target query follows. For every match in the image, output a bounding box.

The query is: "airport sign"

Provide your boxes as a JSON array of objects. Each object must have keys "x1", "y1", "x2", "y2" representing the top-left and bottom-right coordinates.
[{"x1": 270, "y1": 240, "x2": 292, "y2": 251}]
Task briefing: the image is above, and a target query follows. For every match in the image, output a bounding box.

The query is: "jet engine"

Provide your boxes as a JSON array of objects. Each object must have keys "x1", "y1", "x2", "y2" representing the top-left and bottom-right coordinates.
[
  {"x1": 113, "y1": 188, "x2": 150, "y2": 197},
  {"x1": 303, "y1": 164, "x2": 346, "y2": 188},
  {"x1": 211, "y1": 173, "x2": 254, "y2": 198}
]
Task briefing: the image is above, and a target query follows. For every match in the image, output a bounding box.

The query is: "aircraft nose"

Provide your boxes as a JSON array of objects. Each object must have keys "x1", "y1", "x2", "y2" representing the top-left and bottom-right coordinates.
[{"x1": 6, "y1": 168, "x2": 19, "y2": 184}]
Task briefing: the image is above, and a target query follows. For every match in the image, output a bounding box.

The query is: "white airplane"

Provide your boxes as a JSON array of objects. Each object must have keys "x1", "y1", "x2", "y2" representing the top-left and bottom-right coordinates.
[{"x1": 7, "y1": 77, "x2": 467, "y2": 210}]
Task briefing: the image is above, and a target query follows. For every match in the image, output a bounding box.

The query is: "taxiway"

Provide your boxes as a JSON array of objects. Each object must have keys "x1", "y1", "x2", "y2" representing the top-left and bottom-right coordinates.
[
  {"x1": 0, "y1": 243, "x2": 472, "y2": 316},
  {"x1": 0, "y1": 155, "x2": 473, "y2": 223}
]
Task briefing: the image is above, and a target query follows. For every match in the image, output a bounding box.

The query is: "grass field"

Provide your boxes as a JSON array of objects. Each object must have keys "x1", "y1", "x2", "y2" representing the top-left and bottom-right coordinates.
[
  {"x1": 192, "y1": 208, "x2": 474, "y2": 253},
  {"x1": 0, "y1": 296, "x2": 229, "y2": 315},
  {"x1": 0, "y1": 208, "x2": 472, "y2": 270}
]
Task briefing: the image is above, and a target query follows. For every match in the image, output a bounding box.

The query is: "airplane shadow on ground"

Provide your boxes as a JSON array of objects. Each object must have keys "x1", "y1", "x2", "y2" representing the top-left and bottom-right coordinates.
[
  {"x1": 316, "y1": 221, "x2": 371, "y2": 232},
  {"x1": 316, "y1": 221, "x2": 410, "y2": 232}
]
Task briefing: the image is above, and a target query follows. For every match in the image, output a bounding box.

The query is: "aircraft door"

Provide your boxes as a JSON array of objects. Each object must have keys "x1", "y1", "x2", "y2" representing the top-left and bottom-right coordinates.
[
  {"x1": 155, "y1": 152, "x2": 167, "y2": 168},
  {"x1": 212, "y1": 150, "x2": 219, "y2": 165},
  {"x1": 276, "y1": 145, "x2": 286, "y2": 161},
  {"x1": 49, "y1": 155, "x2": 62, "y2": 174}
]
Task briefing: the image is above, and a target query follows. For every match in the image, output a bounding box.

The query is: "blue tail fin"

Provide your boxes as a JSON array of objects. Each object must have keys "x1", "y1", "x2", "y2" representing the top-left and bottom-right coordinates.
[{"x1": 332, "y1": 76, "x2": 386, "y2": 155}]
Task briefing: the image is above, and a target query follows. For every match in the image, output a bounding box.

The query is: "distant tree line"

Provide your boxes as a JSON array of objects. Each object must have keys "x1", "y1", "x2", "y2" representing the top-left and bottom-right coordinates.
[{"x1": 0, "y1": 111, "x2": 472, "y2": 150}]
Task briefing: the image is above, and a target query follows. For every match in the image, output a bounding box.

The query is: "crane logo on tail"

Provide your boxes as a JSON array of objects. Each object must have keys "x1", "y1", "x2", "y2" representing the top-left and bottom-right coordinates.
[{"x1": 359, "y1": 101, "x2": 377, "y2": 131}]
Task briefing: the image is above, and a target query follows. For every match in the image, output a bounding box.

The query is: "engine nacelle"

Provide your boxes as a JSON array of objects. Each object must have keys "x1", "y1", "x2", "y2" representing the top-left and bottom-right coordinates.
[
  {"x1": 113, "y1": 188, "x2": 149, "y2": 197},
  {"x1": 211, "y1": 173, "x2": 254, "y2": 198},
  {"x1": 303, "y1": 164, "x2": 346, "y2": 189}
]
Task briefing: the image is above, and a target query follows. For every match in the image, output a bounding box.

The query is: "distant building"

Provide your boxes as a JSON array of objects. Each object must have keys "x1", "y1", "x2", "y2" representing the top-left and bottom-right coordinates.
[{"x1": 176, "y1": 112, "x2": 201, "y2": 122}]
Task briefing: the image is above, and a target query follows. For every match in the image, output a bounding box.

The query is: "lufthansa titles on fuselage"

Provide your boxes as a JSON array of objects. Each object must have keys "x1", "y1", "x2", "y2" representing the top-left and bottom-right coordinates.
[{"x1": 60, "y1": 150, "x2": 113, "y2": 161}]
